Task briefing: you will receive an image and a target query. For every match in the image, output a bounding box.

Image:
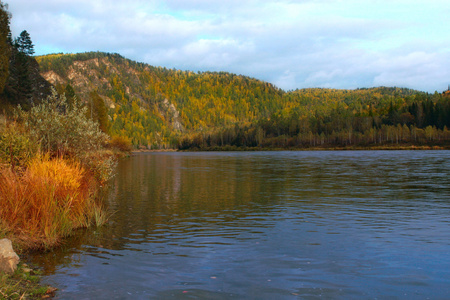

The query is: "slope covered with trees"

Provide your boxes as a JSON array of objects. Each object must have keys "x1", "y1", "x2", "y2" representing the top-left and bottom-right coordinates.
[
  {"x1": 37, "y1": 52, "x2": 284, "y2": 148},
  {"x1": 36, "y1": 52, "x2": 450, "y2": 150}
]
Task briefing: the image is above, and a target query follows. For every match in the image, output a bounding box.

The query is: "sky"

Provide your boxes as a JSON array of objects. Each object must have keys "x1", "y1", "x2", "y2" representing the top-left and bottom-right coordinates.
[{"x1": 7, "y1": 0, "x2": 450, "y2": 92}]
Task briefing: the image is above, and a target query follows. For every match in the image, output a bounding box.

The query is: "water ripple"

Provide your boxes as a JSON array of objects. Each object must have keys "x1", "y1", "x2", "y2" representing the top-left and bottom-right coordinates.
[{"x1": 32, "y1": 151, "x2": 450, "y2": 299}]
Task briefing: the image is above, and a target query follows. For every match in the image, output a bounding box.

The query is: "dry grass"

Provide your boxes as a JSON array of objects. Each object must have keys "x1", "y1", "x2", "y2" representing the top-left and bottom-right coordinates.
[{"x1": 0, "y1": 155, "x2": 107, "y2": 250}]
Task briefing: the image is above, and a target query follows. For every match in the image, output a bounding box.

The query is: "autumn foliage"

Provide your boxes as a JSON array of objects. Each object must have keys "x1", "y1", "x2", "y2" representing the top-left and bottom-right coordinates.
[{"x1": 36, "y1": 52, "x2": 450, "y2": 150}]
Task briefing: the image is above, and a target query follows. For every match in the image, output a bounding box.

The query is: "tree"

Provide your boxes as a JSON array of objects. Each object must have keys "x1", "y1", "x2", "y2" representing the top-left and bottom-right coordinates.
[
  {"x1": 14, "y1": 30, "x2": 34, "y2": 56},
  {"x1": 89, "y1": 91, "x2": 109, "y2": 133},
  {"x1": 65, "y1": 83, "x2": 77, "y2": 108},
  {"x1": 0, "y1": 1, "x2": 11, "y2": 93}
]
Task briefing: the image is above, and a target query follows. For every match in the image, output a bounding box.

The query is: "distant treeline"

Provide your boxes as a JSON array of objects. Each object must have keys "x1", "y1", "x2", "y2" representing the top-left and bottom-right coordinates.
[{"x1": 180, "y1": 89, "x2": 450, "y2": 149}]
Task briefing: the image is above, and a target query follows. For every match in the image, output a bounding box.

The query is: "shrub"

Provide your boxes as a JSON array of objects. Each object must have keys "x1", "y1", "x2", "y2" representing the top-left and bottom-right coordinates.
[
  {"x1": 79, "y1": 150, "x2": 117, "y2": 184},
  {"x1": 109, "y1": 135, "x2": 133, "y2": 152},
  {"x1": 0, "y1": 122, "x2": 38, "y2": 170},
  {"x1": 17, "y1": 87, "x2": 109, "y2": 157}
]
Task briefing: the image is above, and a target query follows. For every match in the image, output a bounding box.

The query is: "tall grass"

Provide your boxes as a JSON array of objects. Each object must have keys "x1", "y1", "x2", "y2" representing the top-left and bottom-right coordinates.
[{"x1": 0, "y1": 156, "x2": 107, "y2": 250}]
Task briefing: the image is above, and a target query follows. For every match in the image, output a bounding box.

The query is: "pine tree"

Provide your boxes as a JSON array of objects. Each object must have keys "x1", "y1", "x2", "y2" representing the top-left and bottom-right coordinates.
[
  {"x1": 89, "y1": 91, "x2": 109, "y2": 133},
  {"x1": 64, "y1": 83, "x2": 77, "y2": 108},
  {"x1": 0, "y1": 1, "x2": 11, "y2": 93},
  {"x1": 15, "y1": 30, "x2": 34, "y2": 56}
]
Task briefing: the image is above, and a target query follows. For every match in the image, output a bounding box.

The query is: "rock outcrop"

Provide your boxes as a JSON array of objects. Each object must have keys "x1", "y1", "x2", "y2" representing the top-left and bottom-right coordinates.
[{"x1": 0, "y1": 238, "x2": 20, "y2": 274}]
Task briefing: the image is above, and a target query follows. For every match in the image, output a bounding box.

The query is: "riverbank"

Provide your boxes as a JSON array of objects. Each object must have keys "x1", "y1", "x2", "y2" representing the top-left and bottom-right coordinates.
[
  {"x1": 181, "y1": 144, "x2": 450, "y2": 152},
  {"x1": 0, "y1": 262, "x2": 57, "y2": 299},
  {"x1": 130, "y1": 143, "x2": 449, "y2": 154},
  {"x1": 0, "y1": 151, "x2": 123, "y2": 299},
  {"x1": 131, "y1": 148, "x2": 178, "y2": 154},
  {"x1": 0, "y1": 153, "x2": 121, "y2": 299},
  {"x1": 0, "y1": 155, "x2": 115, "y2": 299},
  {"x1": 0, "y1": 90, "x2": 131, "y2": 298}
]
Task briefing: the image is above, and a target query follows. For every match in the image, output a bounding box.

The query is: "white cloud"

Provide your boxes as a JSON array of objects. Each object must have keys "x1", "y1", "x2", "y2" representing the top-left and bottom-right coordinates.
[{"x1": 372, "y1": 51, "x2": 450, "y2": 91}]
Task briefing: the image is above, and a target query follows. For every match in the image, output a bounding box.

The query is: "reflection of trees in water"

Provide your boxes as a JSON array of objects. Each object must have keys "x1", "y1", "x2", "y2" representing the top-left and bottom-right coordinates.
[
  {"x1": 29, "y1": 153, "x2": 294, "y2": 273},
  {"x1": 105, "y1": 154, "x2": 292, "y2": 242},
  {"x1": 29, "y1": 152, "x2": 450, "y2": 276}
]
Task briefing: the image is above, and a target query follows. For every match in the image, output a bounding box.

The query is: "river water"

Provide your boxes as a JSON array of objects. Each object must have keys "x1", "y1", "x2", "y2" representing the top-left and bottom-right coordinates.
[{"x1": 30, "y1": 151, "x2": 450, "y2": 299}]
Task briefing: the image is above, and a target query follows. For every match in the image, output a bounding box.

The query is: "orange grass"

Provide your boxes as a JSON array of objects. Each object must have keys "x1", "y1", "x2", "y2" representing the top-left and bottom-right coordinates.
[{"x1": 0, "y1": 156, "x2": 105, "y2": 250}]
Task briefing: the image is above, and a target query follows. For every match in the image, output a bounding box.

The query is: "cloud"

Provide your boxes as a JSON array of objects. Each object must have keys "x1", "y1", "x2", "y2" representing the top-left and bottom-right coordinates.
[
  {"x1": 372, "y1": 51, "x2": 450, "y2": 91},
  {"x1": 7, "y1": 0, "x2": 450, "y2": 92}
]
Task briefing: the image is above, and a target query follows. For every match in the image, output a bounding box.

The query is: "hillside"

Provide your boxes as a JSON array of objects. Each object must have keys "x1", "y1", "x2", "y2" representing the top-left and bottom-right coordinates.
[
  {"x1": 37, "y1": 52, "x2": 285, "y2": 147},
  {"x1": 36, "y1": 52, "x2": 450, "y2": 149}
]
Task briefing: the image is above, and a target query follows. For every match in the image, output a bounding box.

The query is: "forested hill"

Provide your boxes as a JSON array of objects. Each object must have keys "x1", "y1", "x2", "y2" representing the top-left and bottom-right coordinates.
[
  {"x1": 36, "y1": 52, "x2": 450, "y2": 149},
  {"x1": 37, "y1": 52, "x2": 284, "y2": 147}
]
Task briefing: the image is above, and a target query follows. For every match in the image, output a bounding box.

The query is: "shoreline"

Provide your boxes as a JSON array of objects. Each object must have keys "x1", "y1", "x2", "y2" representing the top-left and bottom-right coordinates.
[
  {"x1": 131, "y1": 149, "x2": 179, "y2": 154},
  {"x1": 133, "y1": 144, "x2": 449, "y2": 152}
]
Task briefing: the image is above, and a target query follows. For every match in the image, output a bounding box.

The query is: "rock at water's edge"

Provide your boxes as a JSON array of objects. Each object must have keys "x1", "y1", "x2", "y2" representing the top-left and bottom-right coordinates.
[{"x1": 0, "y1": 238, "x2": 20, "y2": 274}]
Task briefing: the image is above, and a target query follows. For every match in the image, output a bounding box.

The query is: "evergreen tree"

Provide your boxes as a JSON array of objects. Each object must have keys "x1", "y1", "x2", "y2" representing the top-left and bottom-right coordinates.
[
  {"x1": 15, "y1": 30, "x2": 34, "y2": 56},
  {"x1": 0, "y1": 1, "x2": 11, "y2": 93},
  {"x1": 89, "y1": 91, "x2": 109, "y2": 133},
  {"x1": 8, "y1": 30, "x2": 36, "y2": 106},
  {"x1": 65, "y1": 83, "x2": 77, "y2": 108}
]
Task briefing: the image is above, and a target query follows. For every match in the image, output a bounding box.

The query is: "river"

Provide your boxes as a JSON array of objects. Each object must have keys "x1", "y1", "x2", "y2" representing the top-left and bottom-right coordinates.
[{"x1": 30, "y1": 151, "x2": 450, "y2": 299}]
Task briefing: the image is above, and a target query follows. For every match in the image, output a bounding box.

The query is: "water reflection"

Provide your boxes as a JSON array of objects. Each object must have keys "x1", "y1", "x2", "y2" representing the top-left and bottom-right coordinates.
[{"x1": 30, "y1": 151, "x2": 450, "y2": 299}]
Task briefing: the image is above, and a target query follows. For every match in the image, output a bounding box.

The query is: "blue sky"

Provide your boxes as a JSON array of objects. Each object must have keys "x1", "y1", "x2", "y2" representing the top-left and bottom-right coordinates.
[{"x1": 7, "y1": 0, "x2": 450, "y2": 92}]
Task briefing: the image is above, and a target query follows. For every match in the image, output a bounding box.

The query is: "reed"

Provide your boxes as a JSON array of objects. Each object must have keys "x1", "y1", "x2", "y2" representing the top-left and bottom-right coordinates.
[{"x1": 0, "y1": 155, "x2": 106, "y2": 250}]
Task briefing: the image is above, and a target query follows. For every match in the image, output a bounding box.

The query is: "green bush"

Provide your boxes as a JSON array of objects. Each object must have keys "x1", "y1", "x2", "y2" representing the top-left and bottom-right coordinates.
[
  {"x1": 79, "y1": 150, "x2": 117, "y2": 184},
  {"x1": 0, "y1": 122, "x2": 38, "y2": 169},
  {"x1": 18, "y1": 88, "x2": 109, "y2": 157}
]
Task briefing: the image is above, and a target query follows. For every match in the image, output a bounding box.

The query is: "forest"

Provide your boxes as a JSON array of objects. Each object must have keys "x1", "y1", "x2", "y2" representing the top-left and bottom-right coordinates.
[{"x1": 35, "y1": 52, "x2": 450, "y2": 150}]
